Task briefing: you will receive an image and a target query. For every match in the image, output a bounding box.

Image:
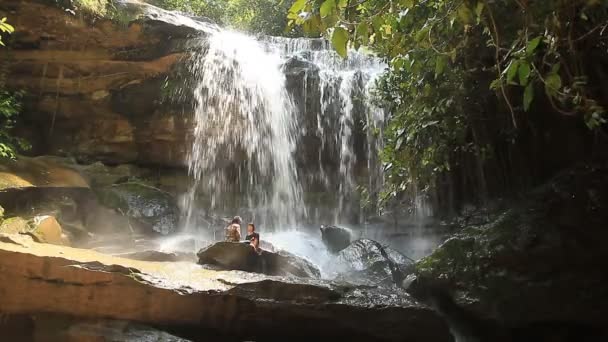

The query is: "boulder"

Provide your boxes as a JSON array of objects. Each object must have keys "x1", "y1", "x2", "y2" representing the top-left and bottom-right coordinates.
[
  {"x1": 197, "y1": 242, "x2": 321, "y2": 278},
  {"x1": 0, "y1": 215, "x2": 69, "y2": 245},
  {"x1": 0, "y1": 234, "x2": 453, "y2": 341},
  {"x1": 320, "y1": 225, "x2": 352, "y2": 253},
  {"x1": 407, "y1": 165, "x2": 608, "y2": 341},
  {"x1": 95, "y1": 182, "x2": 179, "y2": 235},
  {"x1": 337, "y1": 238, "x2": 412, "y2": 287}
]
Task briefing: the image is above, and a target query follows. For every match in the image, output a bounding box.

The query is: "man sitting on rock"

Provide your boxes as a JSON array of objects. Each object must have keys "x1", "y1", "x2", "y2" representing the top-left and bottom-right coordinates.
[
  {"x1": 245, "y1": 223, "x2": 261, "y2": 253},
  {"x1": 225, "y1": 216, "x2": 242, "y2": 242}
]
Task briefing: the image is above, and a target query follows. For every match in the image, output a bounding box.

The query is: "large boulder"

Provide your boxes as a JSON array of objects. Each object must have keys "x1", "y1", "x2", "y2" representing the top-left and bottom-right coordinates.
[
  {"x1": 197, "y1": 242, "x2": 321, "y2": 278},
  {"x1": 95, "y1": 182, "x2": 179, "y2": 235},
  {"x1": 0, "y1": 215, "x2": 69, "y2": 245},
  {"x1": 337, "y1": 238, "x2": 412, "y2": 287},
  {"x1": 0, "y1": 234, "x2": 454, "y2": 341},
  {"x1": 320, "y1": 225, "x2": 352, "y2": 253},
  {"x1": 407, "y1": 165, "x2": 608, "y2": 341}
]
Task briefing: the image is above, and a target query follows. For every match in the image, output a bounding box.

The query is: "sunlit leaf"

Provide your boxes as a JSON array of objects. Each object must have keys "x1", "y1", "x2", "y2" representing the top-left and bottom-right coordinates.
[
  {"x1": 545, "y1": 73, "x2": 562, "y2": 96},
  {"x1": 356, "y1": 21, "x2": 369, "y2": 45},
  {"x1": 320, "y1": 0, "x2": 335, "y2": 18},
  {"x1": 332, "y1": 27, "x2": 349, "y2": 58},
  {"x1": 526, "y1": 36, "x2": 542, "y2": 55},
  {"x1": 289, "y1": 0, "x2": 307, "y2": 14},
  {"x1": 435, "y1": 55, "x2": 448, "y2": 78}
]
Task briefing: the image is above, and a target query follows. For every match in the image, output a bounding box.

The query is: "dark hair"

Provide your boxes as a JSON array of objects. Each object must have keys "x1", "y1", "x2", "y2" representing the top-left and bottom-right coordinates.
[
  {"x1": 248, "y1": 223, "x2": 256, "y2": 231},
  {"x1": 231, "y1": 216, "x2": 242, "y2": 225}
]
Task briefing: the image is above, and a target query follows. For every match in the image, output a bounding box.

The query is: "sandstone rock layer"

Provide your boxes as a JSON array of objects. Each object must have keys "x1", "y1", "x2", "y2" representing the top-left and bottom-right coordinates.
[{"x1": 0, "y1": 234, "x2": 453, "y2": 341}]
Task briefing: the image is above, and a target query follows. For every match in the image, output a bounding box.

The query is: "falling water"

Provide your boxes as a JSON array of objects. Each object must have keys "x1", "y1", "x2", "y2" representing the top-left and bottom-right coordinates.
[
  {"x1": 182, "y1": 29, "x2": 386, "y2": 234},
  {"x1": 184, "y1": 30, "x2": 304, "y2": 232},
  {"x1": 267, "y1": 37, "x2": 387, "y2": 224}
]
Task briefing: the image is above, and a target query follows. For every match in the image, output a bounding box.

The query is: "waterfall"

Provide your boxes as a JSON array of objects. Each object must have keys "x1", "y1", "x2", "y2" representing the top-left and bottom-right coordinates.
[
  {"x1": 266, "y1": 38, "x2": 386, "y2": 224},
  {"x1": 184, "y1": 29, "x2": 305, "y2": 232},
  {"x1": 182, "y1": 28, "x2": 386, "y2": 234}
]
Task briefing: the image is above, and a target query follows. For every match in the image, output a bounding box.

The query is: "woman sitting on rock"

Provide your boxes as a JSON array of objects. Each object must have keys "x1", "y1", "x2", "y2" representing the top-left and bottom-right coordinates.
[{"x1": 225, "y1": 216, "x2": 242, "y2": 242}]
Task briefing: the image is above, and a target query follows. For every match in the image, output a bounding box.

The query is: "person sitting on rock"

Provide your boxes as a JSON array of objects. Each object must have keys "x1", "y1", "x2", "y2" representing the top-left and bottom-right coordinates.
[
  {"x1": 250, "y1": 234, "x2": 262, "y2": 255},
  {"x1": 225, "y1": 216, "x2": 242, "y2": 242},
  {"x1": 245, "y1": 223, "x2": 260, "y2": 253}
]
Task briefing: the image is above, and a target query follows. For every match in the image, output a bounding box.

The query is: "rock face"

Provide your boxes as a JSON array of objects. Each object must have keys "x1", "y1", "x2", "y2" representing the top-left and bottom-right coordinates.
[
  {"x1": 0, "y1": 156, "x2": 90, "y2": 190},
  {"x1": 1, "y1": 0, "x2": 199, "y2": 167},
  {"x1": 0, "y1": 156, "x2": 181, "y2": 245},
  {"x1": 320, "y1": 225, "x2": 352, "y2": 253},
  {"x1": 197, "y1": 242, "x2": 321, "y2": 278},
  {"x1": 0, "y1": 233, "x2": 453, "y2": 341},
  {"x1": 95, "y1": 182, "x2": 180, "y2": 235},
  {"x1": 337, "y1": 238, "x2": 411, "y2": 287},
  {"x1": 408, "y1": 165, "x2": 608, "y2": 341}
]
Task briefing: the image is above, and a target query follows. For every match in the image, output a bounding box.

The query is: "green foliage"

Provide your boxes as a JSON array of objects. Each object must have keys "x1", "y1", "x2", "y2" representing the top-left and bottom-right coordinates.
[
  {"x1": 290, "y1": 0, "x2": 608, "y2": 204},
  {"x1": 151, "y1": 0, "x2": 299, "y2": 36},
  {"x1": 0, "y1": 89, "x2": 29, "y2": 159},
  {"x1": 0, "y1": 17, "x2": 29, "y2": 160},
  {"x1": 0, "y1": 18, "x2": 14, "y2": 47}
]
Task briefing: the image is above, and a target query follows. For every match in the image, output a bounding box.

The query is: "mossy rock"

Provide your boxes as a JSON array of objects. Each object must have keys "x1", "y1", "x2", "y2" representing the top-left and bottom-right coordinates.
[
  {"x1": 95, "y1": 182, "x2": 179, "y2": 235},
  {"x1": 409, "y1": 165, "x2": 608, "y2": 331},
  {"x1": 0, "y1": 215, "x2": 69, "y2": 246}
]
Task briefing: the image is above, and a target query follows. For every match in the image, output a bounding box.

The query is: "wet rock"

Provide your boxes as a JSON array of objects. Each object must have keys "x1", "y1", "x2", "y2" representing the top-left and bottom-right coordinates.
[
  {"x1": 408, "y1": 165, "x2": 608, "y2": 340},
  {"x1": 197, "y1": 242, "x2": 321, "y2": 278},
  {"x1": 0, "y1": 234, "x2": 454, "y2": 341},
  {"x1": 116, "y1": 250, "x2": 196, "y2": 262},
  {"x1": 337, "y1": 238, "x2": 412, "y2": 287},
  {"x1": 320, "y1": 225, "x2": 352, "y2": 253},
  {"x1": 95, "y1": 182, "x2": 179, "y2": 235}
]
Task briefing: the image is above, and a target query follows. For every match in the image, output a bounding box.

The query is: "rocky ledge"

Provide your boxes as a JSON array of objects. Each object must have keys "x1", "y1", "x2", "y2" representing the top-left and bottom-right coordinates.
[
  {"x1": 0, "y1": 233, "x2": 453, "y2": 341},
  {"x1": 407, "y1": 165, "x2": 608, "y2": 341}
]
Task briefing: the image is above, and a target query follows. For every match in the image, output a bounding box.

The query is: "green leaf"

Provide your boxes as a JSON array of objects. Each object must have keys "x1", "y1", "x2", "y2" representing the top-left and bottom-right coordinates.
[
  {"x1": 356, "y1": 21, "x2": 369, "y2": 45},
  {"x1": 372, "y1": 16, "x2": 384, "y2": 33},
  {"x1": 489, "y1": 78, "x2": 502, "y2": 90},
  {"x1": 457, "y1": 3, "x2": 474, "y2": 24},
  {"x1": 289, "y1": 0, "x2": 307, "y2": 14},
  {"x1": 402, "y1": 0, "x2": 415, "y2": 8},
  {"x1": 523, "y1": 83, "x2": 534, "y2": 111},
  {"x1": 320, "y1": 0, "x2": 335, "y2": 18},
  {"x1": 545, "y1": 73, "x2": 562, "y2": 96},
  {"x1": 475, "y1": 2, "x2": 485, "y2": 21},
  {"x1": 526, "y1": 36, "x2": 542, "y2": 55},
  {"x1": 505, "y1": 60, "x2": 520, "y2": 84},
  {"x1": 518, "y1": 61, "x2": 531, "y2": 86},
  {"x1": 332, "y1": 27, "x2": 349, "y2": 58},
  {"x1": 435, "y1": 55, "x2": 448, "y2": 78}
]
